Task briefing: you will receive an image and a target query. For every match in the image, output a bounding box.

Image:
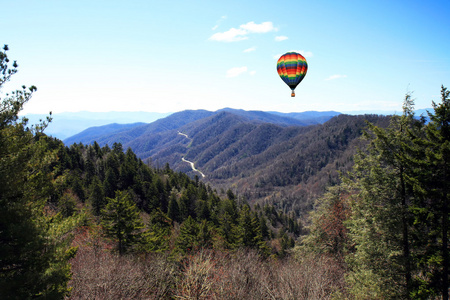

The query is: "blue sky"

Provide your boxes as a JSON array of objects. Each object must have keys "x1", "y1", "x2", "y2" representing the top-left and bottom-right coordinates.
[{"x1": 2, "y1": 0, "x2": 449, "y2": 114}]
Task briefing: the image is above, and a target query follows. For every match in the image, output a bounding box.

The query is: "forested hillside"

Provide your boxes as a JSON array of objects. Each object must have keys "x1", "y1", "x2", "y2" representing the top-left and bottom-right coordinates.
[
  {"x1": 66, "y1": 108, "x2": 391, "y2": 218},
  {"x1": 302, "y1": 91, "x2": 450, "y2": 299},
  {"x1": 2, "y1": 46, "x2": 449, "y2": 299}
]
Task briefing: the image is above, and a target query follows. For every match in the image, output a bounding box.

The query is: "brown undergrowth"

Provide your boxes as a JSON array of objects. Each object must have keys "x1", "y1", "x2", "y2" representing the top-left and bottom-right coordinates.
[{"x1": 67, "y1": 228, "x2": 345, "y2": 299}]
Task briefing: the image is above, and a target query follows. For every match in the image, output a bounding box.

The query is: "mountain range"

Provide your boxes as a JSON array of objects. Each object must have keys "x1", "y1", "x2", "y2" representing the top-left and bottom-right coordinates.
[
  {"x1": 23, "y1": 111, "x2": 171, "y2": 140},
  {"x1": 61, "y1": 108, "x2": 394, "y2": 216},
  {"x1": 24, "y1": 108, "x2": 433, "y2": 141},
  {"x1": 63, "y1": 108, "x2": 340, "y2": 147}
]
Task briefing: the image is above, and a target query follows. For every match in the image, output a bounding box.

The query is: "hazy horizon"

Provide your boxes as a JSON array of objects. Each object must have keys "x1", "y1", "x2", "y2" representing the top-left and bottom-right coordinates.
[{"x1": 3, "y1": 1, "x2": 448, "y2": 116}]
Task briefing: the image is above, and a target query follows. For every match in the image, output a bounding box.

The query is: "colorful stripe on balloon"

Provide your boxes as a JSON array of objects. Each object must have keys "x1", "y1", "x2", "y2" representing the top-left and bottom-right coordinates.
[{"x1": 277, "y1": 52, "x2": 308, "y2": 90}]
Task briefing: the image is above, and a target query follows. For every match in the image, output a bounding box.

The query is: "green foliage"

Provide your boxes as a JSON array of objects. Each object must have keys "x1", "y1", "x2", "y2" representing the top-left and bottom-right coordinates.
[
  {"x1": 88, "y1": 175, "x2": 105, "y2": 216},
  {"x1": 298, "y1": 90, "x2": 450, "y2": 298},
  {"x1": 299, "y1": 186, "x2": 350, "y2": 259},
  {"x1": 176, "y1": 216, "x2": 200, "y2": 253},
  {"x1": 0, "y1": 45, "x2": 75, "y2": 299},
  {"x1": 101, "y1": 190, "x2": 144, "y2": 255},
  {"x1": 55, "y1": 137, "x2": 293, "y2": 257},
  {"x1": 407, "y1": 86, "x2": 450, "y2": 299},
  {"x1": 143, "y1": 209, "x2": 172, "y2": 252},
  {"x1": 344, "y1": 94, "x2": 423, "y2": 298},
  {"x1": 301, "y1": 90, "x2": 450, "y2": 299},
  {"x1": 235, "y1": 205, "x2": 260, "y2": 248},
  {"x1": 167, "y1": 193, "x2": 180, "y2": 222}
]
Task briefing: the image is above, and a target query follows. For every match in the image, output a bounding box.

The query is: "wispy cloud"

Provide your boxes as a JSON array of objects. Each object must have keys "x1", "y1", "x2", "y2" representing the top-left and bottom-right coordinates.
[
  {"x1": 240, "y1": 21, "x2": 276, "y2": 33},
  {"x1": 226, "y1": 66, "x2": 248, "y2": 78},
  {"x1": 212, "y1": 15, "x2": 227, "y2": 30},
  {"x1": 275, "y1": 35, "x2": 288, "y2": 41},
  {"x1": 273, "y1": 50, "x2": 313, "y2": 60},
  {"x1": 325, "y1": 74, "x2": 347, "y2": 80},
  {"x1": 249, "y1": 70, "x2": 256, "y2": 76},
  {"x1": 243, "y1": 47, "x2": 256, "y2": 53},
  {"x1": 210, "y1": 28, "x2": 248, "y2": 42},
  {"x1": 210, "y1": 21, "x2": 277, "y2": 42}
]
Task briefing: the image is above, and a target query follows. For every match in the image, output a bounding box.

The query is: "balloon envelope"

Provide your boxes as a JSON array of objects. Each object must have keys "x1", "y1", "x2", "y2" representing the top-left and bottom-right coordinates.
[{"x1": 277, "y1": 52, "x2": 308, "y2": 97}]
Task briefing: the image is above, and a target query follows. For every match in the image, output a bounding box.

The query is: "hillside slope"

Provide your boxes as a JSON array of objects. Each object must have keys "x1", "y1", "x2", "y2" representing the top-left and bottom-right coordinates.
[
  {"x1": 64, "y1": 109, "x2": 389, "y2": 216},
  {"x1": 150, "y1": 113, "x2": 390, "y2": 215}
]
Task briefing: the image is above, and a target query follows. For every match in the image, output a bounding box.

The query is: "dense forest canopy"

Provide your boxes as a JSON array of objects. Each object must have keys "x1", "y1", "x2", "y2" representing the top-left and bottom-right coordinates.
[{"x1": 1, "y1": 45, "x2": 449, "y2": 299}]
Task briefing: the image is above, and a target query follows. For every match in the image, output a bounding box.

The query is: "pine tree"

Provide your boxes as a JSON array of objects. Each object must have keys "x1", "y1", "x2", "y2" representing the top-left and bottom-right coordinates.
[
  {"x1": 300, "y1": 186, "x2": 350, "y2": 259},
  {"x1": 175, "y1": 216, "x2": 199, "y2": 253},
  {"x1": 216, "y1": 211, "x2": 237, "y2": 249},
  {"x1": 0, "y1": 45, "x2": 76, "y2": 298},
  {"x1": 409, "y1": 86, "x2": 450, "y2": 299},
  {"x1": 144, "y1": 208, "x2": 172, "y2": 252},
  {"x1": 235, "y1": 205, "x2": 266, "y2": 252},
  {"x1": 345, "y1": 94, "x2": 422, "y2": 299},
  {"x1": 197, "y1": 219, "x2": 213, "y2": 249},
  {"x1": 101, "y1": 190, "x2": 144, "y2": 255},
  {"x1": 167, "y1": 193, "x2": 180, "y2": 223},
  {"x1": 103, "y1": 168, "x2": 117, "y2": 198},
  {"x1": 119, "y1": 147, "x2": 138, "y2": 190},
  {"x1": 425, "y1": 86, "x2": 450, "y2": 300},
  {"x1": 88, "y1": 175, "x2": 105, "y2": 216}
]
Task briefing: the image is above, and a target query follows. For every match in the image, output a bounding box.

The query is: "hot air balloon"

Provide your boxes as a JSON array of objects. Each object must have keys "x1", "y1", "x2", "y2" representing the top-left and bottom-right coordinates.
[{"x1": 277, "y1": 52, "x2": 308, "y2": 97}]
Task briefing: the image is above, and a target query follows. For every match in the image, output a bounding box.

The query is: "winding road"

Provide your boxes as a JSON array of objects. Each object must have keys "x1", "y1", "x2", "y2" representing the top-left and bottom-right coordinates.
[{"x1": 178, "y1": 132, "x2": 205, "y2": 178}]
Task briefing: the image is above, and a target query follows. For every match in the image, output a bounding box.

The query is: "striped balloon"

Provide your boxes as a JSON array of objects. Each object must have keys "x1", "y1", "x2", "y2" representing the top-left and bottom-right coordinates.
[{"x1": 277, "y1": 52, "x2": 308, "y2": 97}]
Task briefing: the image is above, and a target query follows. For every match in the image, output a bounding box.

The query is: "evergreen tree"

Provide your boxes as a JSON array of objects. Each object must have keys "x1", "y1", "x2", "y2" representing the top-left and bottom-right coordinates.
[
  {"x1": 424, "y1": 86, "x2": 450, "y2": 299},
  {"x1": 175, "y1": 216, "x2": 199, "y2": 253},
  {"x1": 101, "y1": 190, "x2": 144, "y2": 255},
  {"x1": 345, "y1": 94, "x2": 421, "y2": 299},
  {"x1": 103, "y1": 168, "x2": 118, "y2": 199},
  {"x1": 259, "y1": 215, "x2": 269, "y2": 239},
  {"x1": 300, "y1": 186, "x2": 350, "y2": 259},
  {"x1": 409, "y1": 86, "x2": 450, "y2": 299},
  {"x1": 195, "y1": 199, "x2": 210, "y2": 221},
  {"x1": 144, "y1": 209, "x2": 172, "y2": 252},
  {"x1": 119, "y1": 147, "x2": 138, "y2": 190},
  {"x1": 216, "y1": 211, "x2": 236, "y2": 249},
  {"x1": 235, "y1": 205, "x2": 267, "y2": 254},
  {"x1": 58, "y1": 190, "x2": 78, "y2": 217},
  {"x1": 71, "y1": 172, "x2": 86, "y2": 202},
  {"x1": 84, "y1": 155, "x2": 96, "y2": 186},
  {"x1": 88, "y1": 175, "x2": 105, "y2": 216},
  {"x1": 0, "y1": 45, "x2": 76, "y2": 298},
  {"x1": 167, "y1": 193, "x2": 180, "y2": 223}
]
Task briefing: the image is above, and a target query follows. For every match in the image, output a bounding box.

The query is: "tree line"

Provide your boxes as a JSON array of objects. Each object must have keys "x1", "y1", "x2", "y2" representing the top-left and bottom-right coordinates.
[
  {"x1": 301, "y1": 90, "x2": 450, "y2": 299},
  {"x1": 2, "y1": 44, "x2": 449, "y2": 299},
  {"x1": 0, "y1": 44, "x2": 300, "y2": 299}
]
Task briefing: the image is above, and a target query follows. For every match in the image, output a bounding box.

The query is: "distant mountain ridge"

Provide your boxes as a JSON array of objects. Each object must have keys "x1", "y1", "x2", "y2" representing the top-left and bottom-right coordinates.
[
  {"x1": 64, "y1": 109, "x2": 216, "y2": 146},
  {"x1": 28, "y1": 108, "x2": 431, "y2": 140},
  {"x1": 24, "y1": 111, "x2": 171, "y2": 140},
  {"x1": 63, "y1": 108, "x2": 340, "y2": 146},
  {"x1": 61, "y1": 108, "x2": 393, "y2": 216}
]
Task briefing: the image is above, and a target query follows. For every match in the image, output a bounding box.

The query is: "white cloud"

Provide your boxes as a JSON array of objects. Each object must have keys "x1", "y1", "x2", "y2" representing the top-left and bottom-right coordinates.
[
  {"x1": 209, "y1": 21, "x2": 277, "y2": 42},
  {"x1": 243, "y1": 47, "x2": 256, "y2": 53},
  {"x1": 249, "y1": 70, "x2": 256, "y2": 75},
  {"x1": 212, "y1": 15, "x2": 227, "y2": 30},
  {"x1": 226, "y1": 66, "x2": 248, "y2": 78},
  {"x1": 325, "y1": 74, "x2": 347, "y2": 80},
  {"x1": 301, "y1": 51, "x2": 314, "y2": 58},
  {"x1": 275, "y1": 35, "x2": 288, "y2": 41},
  {"x1": 290, "y1": 50, "x2": 313, "y2": 58},
  {"x1": 240, "y1": 21, "x2": 276, "y2": 33},
  {"x1": 209, "y1": 28, "x2": 248, "y2": 42}
]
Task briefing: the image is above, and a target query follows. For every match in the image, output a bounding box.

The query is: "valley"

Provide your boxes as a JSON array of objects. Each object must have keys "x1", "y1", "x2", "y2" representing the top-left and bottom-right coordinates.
[
  {"x1": 178, "y1": 131, "x2": 206, "y2": 178},
  {"x1": 63, "y1": 108, "x2": 391, "y2": 217}
]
